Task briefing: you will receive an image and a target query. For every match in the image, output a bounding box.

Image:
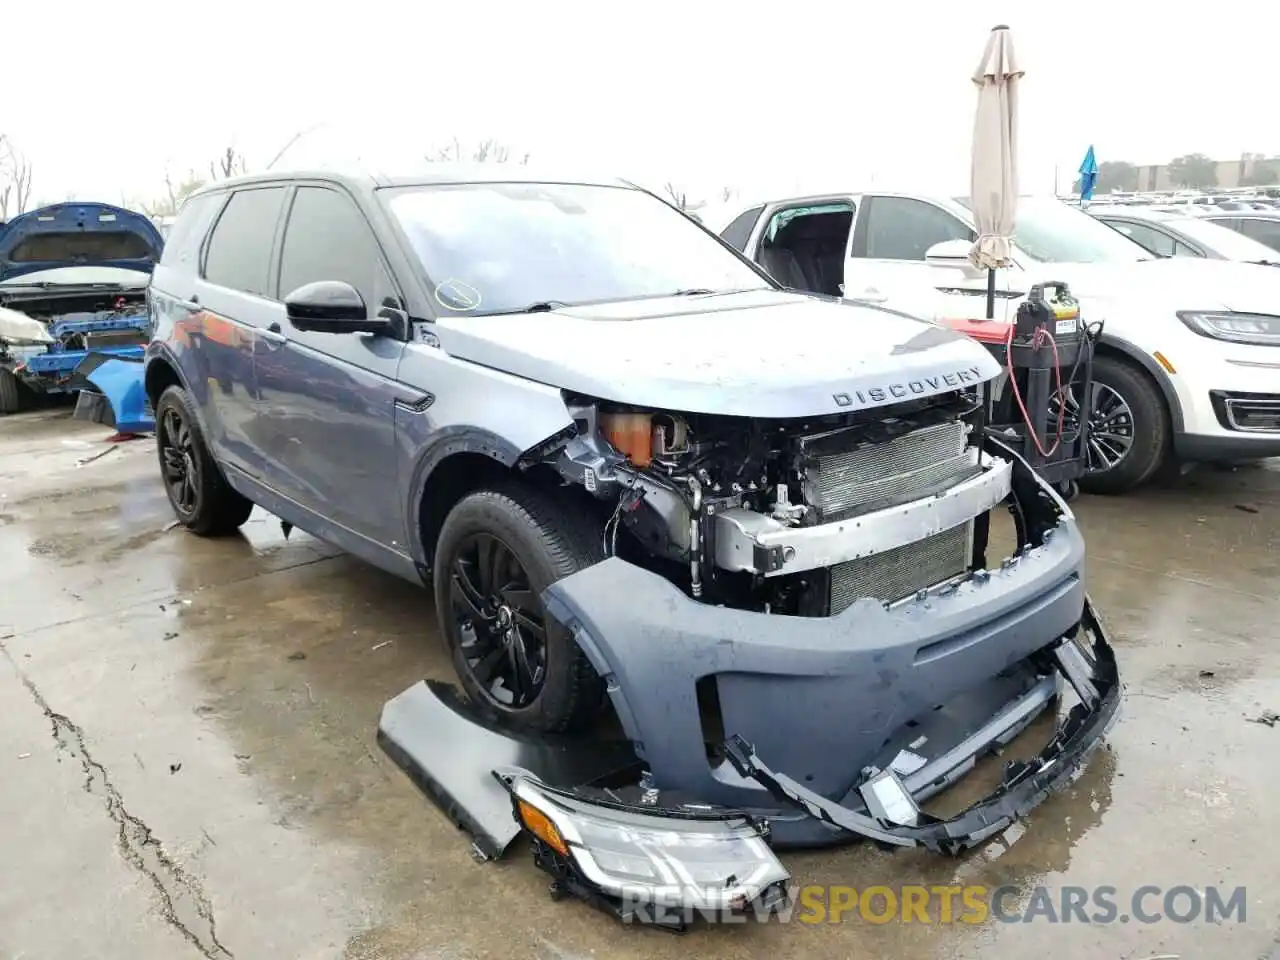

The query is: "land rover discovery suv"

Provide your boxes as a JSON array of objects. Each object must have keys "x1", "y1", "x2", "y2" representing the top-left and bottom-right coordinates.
[{"x1": 145, "y1": 168, "x2": 1117, "y2": 846}]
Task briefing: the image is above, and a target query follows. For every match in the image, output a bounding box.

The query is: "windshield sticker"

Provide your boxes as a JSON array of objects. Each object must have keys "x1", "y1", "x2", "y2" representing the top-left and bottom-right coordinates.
[{"x1": 433, "y1": 279, "x2": 482, "y2": 312}]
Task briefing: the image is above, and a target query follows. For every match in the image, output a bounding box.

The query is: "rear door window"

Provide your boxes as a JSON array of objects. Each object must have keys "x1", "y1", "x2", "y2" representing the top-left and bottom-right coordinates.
[
  {"x1": 1105, "y1": 220, "x2": 1176, "y2": 257},
  {"x1": 202, "y1": 186, "x2": 288, "y2": 297},
  {"x1": 851, "y1": 196, "x2": 974, "y2": 260}
]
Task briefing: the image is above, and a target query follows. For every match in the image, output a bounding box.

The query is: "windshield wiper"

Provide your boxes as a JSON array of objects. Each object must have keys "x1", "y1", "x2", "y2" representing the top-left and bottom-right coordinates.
[
  {"x1": 5, "y1": 281, "x2": 135, "y2": 289},
  {"x1": 472, "y1": 300, "x2": 569, "y2": 317}
]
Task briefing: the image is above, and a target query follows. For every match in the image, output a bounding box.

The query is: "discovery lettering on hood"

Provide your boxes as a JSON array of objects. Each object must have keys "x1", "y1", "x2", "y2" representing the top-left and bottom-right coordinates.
[{"x1": 833, "y1": 366, "x2": 988, "y2": 408}]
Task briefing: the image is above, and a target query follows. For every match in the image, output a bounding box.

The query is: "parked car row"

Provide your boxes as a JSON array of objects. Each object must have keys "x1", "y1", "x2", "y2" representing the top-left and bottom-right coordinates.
[{"x1": 1089, "y1": 206, "x2": 1280, "y2": 263}]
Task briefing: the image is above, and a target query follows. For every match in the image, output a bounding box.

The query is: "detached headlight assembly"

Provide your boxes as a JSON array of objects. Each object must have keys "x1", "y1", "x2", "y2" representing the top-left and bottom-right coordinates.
[
  {"x1": 1177, "y1": 310, "x2": 1280, "y2": 346},
  {"x1": 508, "y1": 775, "x2": 790, "y2": 924}
]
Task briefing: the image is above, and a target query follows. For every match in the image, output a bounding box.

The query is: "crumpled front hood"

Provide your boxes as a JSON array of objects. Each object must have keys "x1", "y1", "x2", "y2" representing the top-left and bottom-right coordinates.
[
  {"x1": 433, "y1": 289, "x2": 1000, "y2": 418},
  {"x1": 1047, "y1": 258, "x2": 1280, "y2": 315}
]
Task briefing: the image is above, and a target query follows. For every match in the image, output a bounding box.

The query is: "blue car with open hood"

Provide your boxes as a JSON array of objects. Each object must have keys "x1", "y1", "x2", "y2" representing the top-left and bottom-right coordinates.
[{"x1": 0, "y1": 201, "x2": 164, "y2": 415}]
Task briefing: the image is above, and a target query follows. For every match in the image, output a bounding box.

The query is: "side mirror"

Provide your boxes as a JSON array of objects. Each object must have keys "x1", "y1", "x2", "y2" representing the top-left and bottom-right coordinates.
[
  {"x1": 924, "y1": 239, "x2": 985, "y2": 279},
  {"x1": 285, "y1": 281, "x2": 390, "y2": 335}
]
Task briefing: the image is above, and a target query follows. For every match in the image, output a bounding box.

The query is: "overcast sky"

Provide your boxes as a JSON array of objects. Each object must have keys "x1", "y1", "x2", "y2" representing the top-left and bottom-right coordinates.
[{"x1": 7, "y1": 1, "x2": 1277, "y2": 208}]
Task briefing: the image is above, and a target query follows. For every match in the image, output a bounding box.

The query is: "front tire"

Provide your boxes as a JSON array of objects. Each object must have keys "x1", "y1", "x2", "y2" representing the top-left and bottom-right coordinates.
[
  {"x1": 1079, "y1": 355, "x2": 1170, "y2": 495},
  {"x1": 155, "y1": 385, "x2": 254, "y2": 535},
  {"x1": 433, "y1": 483, "x2": 605, "y2": 734}
]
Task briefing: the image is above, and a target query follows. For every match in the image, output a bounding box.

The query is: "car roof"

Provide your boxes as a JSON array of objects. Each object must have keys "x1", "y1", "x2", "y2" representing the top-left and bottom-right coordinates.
[
  {"x1": 187, "y1": 164, "x2": 639, "y2": 201},
  {"x1": 1201, "y1": 208, "x2": 1280, "y2": 218},
  {"x1": 1091, "y1": 206, "x2": 1181, "y2": 222}
]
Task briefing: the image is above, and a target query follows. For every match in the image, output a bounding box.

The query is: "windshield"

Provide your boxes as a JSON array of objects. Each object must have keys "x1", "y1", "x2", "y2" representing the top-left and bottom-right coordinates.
[
  {"x1": 383, "y1": 182, "x2": 770, "y2": 315},
  {"x1": 957, "y1": 196, "x2": 1155, "y2": 264},
  {"x1": 1171, "y1": 217, "x2": 1280, "y2": 262}
]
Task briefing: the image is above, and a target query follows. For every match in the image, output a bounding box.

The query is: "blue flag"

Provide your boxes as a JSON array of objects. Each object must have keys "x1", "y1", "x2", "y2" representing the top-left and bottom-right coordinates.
[{"x1": 1079, "y1": 146, "x2": 1099, "y2": 203}]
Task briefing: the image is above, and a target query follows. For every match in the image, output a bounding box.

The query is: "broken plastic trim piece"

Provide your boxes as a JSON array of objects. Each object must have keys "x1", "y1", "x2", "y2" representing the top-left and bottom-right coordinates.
[
  {"x1": 505, "y1": 774, "x2": 791, "y2": 931},
  {"x1": 376, "y1": 679, "x2": 642, "y2": 861},
  {"x1": 721, "y1": 596, "x2": 1120, "y2": 855}
]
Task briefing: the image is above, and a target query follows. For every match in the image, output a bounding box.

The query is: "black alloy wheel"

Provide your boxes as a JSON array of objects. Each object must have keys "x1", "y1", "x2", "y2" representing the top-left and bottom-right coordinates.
[
  {"x1": 159, "y1": 405, "x2": 199, "y2": 517},
  {"x1": 448, "y1": 532, "x2": 549, "y2": 709}
]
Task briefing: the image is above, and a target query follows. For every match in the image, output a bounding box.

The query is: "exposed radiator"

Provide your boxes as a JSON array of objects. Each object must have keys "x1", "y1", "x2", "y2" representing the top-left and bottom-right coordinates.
[
  {"x1": 804, "y1": 419, "x2": 975, "y2": 521},
  {"x1": 830, "y1": 521, "x2": 972, "y2": 613}
]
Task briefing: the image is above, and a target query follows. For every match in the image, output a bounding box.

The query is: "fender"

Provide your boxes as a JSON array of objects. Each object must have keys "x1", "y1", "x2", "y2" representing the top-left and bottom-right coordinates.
[{"x1": 1097, "y1": 334, "x2": 1185, "y2": 433}]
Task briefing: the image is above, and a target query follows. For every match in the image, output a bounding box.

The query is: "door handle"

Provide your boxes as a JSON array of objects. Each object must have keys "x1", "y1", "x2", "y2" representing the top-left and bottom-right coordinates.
[{"x1": 259, "y1": 322, "x2": 287, "y2": 348}]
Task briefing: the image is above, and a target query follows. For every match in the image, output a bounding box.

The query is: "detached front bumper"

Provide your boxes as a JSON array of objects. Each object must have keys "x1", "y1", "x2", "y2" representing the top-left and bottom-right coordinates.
[{"x1": 379, "y1": 598, "x2": 1118, "y2": 928}]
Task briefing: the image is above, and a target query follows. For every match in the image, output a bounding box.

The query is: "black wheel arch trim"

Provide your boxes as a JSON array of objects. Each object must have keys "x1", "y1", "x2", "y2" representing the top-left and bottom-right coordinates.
[
  {"x1": 407, "y1": 427, "x2": 526, "y2": 561},
  {"x1": 144, "y1": 344, "x2": 193, "y2": 403},
  {"x1": 143, "y1": 345, "x2": 222, "y2": 443},
  {"x1": 1095, "y1": 335, "x2": 1184, "y2": 433}
]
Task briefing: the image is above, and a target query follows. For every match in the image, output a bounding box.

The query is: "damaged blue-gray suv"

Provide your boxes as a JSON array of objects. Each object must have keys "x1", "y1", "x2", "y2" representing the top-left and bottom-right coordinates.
[{"x1": 145, "y1": 167, "x2": 1120, "y2": 929}]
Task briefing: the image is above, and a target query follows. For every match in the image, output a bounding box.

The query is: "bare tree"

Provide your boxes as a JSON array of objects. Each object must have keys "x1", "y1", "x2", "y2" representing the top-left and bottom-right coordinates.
[
  {"x1": 663, "y1": 182, "x2": 692, "y2": 210},
  {"x1": 663, "y1": 182, "x2": 708, "y2": 213},
  {"x1": 426, "y1": 137, "x2": 530, "y2": 164},
  {"x1": 720, "y1": 186, "x2": 736, "y2": 203},
  {"x1": 131, "y1": 142, "x2": 246, "y2": 219},
  {"x1": 210, "y1": 145, "x2": 248, "y2": 180},
  {"x1": 0, "y1": 135, "x2": 35, "y2": 219},
  {"x1": 133, "y1": 169, "x2": 207, "y2": 219}
]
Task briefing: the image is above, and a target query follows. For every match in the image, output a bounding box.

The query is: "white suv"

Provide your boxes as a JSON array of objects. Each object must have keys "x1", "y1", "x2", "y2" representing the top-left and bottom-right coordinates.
[{"x1": 708, "y1": 191, "x2": 1280, "y2": 493}]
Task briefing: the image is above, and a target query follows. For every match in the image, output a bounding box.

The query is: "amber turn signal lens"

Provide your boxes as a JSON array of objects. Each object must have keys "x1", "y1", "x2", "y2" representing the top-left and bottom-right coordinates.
[{"x1": 517, "y1": 799, "x2": 569, "y2": 856}]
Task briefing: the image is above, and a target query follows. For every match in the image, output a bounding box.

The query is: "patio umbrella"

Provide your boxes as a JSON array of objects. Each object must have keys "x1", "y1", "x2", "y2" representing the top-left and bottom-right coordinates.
[
  {"x1": 1078, "y1": 145, "x2": 1099, "y2": 207},
  {"x1": 968, "y1": 24, "x2": 1024, "y2": 320}
]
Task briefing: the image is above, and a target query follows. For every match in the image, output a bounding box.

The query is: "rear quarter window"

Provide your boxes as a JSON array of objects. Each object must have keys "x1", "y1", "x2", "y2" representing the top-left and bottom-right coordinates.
[
  {"x1": 159, "y1": 193, "x2": 223, "y2": 270},
  {"x1": 201, "y1": 186, "x2": 289, "y2": 297}
]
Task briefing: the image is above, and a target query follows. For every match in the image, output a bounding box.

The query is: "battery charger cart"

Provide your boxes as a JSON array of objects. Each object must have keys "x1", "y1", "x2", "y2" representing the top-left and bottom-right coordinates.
[{"x1": 942, "y1": 281, "x2": 1102, "y2": 500}]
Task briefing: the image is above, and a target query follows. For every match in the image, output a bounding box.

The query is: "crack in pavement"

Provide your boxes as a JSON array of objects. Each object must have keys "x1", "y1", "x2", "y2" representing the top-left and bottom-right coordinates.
[{"x1": 1, "y1": 643, "x2": 234, "y2": 959}]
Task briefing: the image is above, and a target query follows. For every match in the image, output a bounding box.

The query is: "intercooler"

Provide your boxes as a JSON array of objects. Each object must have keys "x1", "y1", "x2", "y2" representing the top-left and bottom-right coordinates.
[{"x1": 804, "y1": 419, "x2": 978, "y2": 613}]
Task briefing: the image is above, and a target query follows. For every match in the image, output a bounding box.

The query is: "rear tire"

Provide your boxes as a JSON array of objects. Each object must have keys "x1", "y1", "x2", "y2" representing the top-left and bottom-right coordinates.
[
  {"x1": 433, "y1": 482, "x2": 606, "y2": 733},
  {"x1": 0, "y1": 368, "x2": 22, "y2": 415},
  {"x1": 1079, "y1": 355, "x2": 1170, "y2": 495},
  {"x1": 155, "y1": 385, "x2": 254, "y2": 535}
]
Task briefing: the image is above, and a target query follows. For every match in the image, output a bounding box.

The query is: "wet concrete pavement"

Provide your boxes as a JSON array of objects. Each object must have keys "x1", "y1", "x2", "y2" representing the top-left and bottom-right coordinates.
[{"x1": 1, "y1": 408, "x2": 1278, "y2": 960}]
